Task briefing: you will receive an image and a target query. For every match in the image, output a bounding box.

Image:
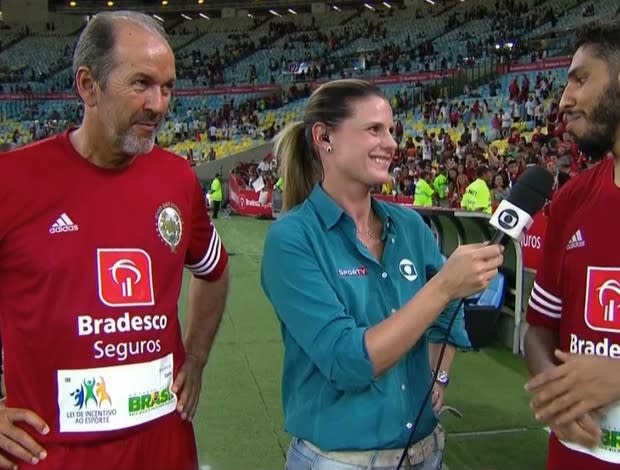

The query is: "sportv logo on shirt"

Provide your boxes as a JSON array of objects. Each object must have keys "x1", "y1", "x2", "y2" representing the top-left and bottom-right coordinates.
[
  {"x1": 338, "y1": 266, "x2": 368, "y2": 277},
  {"x1": 584, "y1": 267, "x2": 620, "y2": 333}
]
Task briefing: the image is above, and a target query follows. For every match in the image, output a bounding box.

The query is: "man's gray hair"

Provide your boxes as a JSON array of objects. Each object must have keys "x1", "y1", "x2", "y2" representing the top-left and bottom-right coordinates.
[{"x1": 72, "y1": 10, "x2": 169, "y2": 89}]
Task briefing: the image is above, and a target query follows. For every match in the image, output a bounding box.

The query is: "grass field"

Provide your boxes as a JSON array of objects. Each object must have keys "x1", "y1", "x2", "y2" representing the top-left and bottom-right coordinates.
[{"x1": 181, "y1": 216, "x2": 549, "y2": 470}]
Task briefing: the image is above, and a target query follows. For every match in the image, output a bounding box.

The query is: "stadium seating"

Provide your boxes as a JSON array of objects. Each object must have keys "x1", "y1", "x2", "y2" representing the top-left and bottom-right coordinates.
[{"x1": 1, "y1": 0, "x2": 616, "y2": 156}]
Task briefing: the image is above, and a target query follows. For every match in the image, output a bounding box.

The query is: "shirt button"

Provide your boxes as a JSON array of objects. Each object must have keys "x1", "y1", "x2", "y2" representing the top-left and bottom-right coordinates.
[
  {"x1": 406, "y1": 422, "x2": 413, "y2": 429},
  {"x1": 391, "y1": 238, "x2": 395, "y2": 244},
  {"x1": 381, "y1": 272, "x2": 388, "y2": 279},
  {"x1": 391, "y1": 308, "x2": 396, "y2": 313},
  {"x1": 401, "y1": 384, "x2": 406, "y2": 391}
]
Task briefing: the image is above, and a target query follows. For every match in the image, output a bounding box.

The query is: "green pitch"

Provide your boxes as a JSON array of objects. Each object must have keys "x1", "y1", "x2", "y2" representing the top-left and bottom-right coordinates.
[{"x1": 178, "y1": 217, "x2": 548, "y2": 470}]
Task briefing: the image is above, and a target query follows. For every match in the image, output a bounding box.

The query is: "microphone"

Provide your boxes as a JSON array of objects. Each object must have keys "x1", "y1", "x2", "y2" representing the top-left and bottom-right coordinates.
[{"x1": 488, "y1": 165, "x2": 554, "y2": 245}]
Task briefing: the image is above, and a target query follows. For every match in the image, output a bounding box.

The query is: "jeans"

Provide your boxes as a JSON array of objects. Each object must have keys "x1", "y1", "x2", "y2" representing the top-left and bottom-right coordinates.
[{"x1": 284, "y1": 437, "x2": 444, "y2": 470}]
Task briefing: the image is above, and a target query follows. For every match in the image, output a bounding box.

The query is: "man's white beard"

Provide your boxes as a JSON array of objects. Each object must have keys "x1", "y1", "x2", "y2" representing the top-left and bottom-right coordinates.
[{"x1": 117, "y1": 122, "x2": 162, "y2": 156}]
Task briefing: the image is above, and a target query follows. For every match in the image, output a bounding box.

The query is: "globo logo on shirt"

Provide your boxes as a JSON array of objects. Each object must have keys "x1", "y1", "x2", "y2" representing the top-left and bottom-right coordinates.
[{"x1": 399, "y1": 259, "x2": 418, "y2": 282}]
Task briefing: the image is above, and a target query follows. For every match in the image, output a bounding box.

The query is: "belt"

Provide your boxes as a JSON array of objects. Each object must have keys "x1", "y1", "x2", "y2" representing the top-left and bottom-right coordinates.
[{"x1": 301, "y1": 424, "x2": 446, "y2": 468}]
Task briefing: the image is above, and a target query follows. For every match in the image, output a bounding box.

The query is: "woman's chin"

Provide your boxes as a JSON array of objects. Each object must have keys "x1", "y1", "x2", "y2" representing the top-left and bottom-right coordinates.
[{"x1": 372, "y1": 171, "x2": 392, "y2": 185}]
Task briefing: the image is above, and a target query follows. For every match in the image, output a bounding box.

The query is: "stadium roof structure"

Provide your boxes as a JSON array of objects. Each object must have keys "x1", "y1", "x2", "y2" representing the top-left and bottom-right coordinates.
[{"x1": 50, "y1": 0, "x2": 412, "y2": 18}]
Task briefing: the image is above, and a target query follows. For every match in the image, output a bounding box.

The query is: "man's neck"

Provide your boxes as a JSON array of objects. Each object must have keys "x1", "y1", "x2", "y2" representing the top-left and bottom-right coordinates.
[{"x1": 69, "y1": 124, "x2": 133, "y2": 169}]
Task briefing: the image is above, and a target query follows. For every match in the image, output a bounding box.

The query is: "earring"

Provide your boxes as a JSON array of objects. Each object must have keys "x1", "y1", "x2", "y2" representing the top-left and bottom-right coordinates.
[{"x1": 326, "y1": 145, "x2": 333, "y2": 153}]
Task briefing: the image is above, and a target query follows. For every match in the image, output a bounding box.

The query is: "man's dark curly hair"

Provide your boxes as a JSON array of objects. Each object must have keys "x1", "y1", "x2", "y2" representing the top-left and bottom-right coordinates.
[{"x1": 574, "y1": 19, "x2": 620, "y2": 69}]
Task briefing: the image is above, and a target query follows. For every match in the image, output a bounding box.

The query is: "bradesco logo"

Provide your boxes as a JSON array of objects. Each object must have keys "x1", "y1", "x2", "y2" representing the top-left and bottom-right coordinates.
[
  {"x1": 97, "y1": 249, "x2": 155, "y2": 307},
  {"x1": 128, "y1": 387, "x2": 174, "y2": 416},
  {"x1": 585, "y1": 267, "x2": 620, "y2": 333}
]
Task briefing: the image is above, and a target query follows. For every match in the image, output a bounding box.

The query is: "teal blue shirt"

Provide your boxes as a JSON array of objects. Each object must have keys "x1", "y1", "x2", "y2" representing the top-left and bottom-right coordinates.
[{"x1": 260, "y1": 184, "x2": 471, "y2": 451}]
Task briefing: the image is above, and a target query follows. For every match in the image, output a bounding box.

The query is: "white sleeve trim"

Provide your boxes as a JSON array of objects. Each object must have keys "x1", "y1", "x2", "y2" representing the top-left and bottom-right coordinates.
[
  {"x1": 185, "y1": 228, "x2": 222, "y2": 276},
  {"x1": 532, "y1": 281, "x2": 562, "y2": 307},
  {"x1": 528, "y1": 298, "x2": 562, "y2": 319},
  {"x1": 530, "y1": 289, "x2": 562, "y2": 312}
]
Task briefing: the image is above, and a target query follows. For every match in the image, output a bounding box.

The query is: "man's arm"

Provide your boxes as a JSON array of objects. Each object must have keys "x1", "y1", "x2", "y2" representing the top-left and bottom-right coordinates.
[
  {"x1": 524, "y1": 324, "x2": 559, "y2": 376},
  {"x1": 173, "y1": 176, "x2": 230, "y2": 420},
  {"x1": 172, "y1": 267, "x2": 229, "y2": 421},
  {"x1": 184, "y1": 266, "x2": 230, "y2": 364}
]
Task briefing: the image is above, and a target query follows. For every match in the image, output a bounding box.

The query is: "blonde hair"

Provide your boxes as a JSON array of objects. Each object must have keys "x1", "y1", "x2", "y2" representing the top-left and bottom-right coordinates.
[{"x1": 273, "y1": 79, "x2": 385, "y2": 211}]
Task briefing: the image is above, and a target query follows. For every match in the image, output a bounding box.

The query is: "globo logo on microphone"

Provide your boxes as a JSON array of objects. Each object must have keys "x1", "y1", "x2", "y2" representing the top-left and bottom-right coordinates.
[
  {"x1": 497, "y1": 208, "x2": 519, "y2": 230},
  {"x1": 489, "y1": 199, "x2": 534, "y2": 241}
]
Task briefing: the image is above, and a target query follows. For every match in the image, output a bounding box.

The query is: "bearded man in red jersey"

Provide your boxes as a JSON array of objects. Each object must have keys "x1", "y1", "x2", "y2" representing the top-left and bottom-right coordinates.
[{"x1": 525, "y1": 18, "x2": 620, "y2": 470}]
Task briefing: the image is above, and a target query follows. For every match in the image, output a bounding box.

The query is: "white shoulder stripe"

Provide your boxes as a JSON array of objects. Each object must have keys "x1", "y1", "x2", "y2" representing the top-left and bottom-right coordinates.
[
  {"x1": 192, "y1": 241, "x2": 222, "y2": 276},
  {"x1": 528, "y1": 298, "x2": 562, "y2": 319},
  {"x1": 533, "y1": 281, "x2": 562, "y2": 305},
  {"x1": 186, "y1": 228, "x2": 222, "y2": 276},
  {"x1": 187, "y1": 229, "x2": 219, "y2": 270},
  {"x1": 530, "y1": 289, "x2": 562, "y2": 312}
]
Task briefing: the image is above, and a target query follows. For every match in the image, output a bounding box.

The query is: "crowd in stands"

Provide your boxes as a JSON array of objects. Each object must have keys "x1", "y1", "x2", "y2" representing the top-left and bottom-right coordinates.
[
  {"x1": 0, "y1": 0, "x2": 612, "y2": 174},
  {"x1": 230, "y1": 153, "x2": 279, "y2": 192},
  {"x1": 231, "y1": 119, "x2": 585, "y2": 212},
  {"x1": 230, "y1": 73, "x2": 589, "y2": 214}
]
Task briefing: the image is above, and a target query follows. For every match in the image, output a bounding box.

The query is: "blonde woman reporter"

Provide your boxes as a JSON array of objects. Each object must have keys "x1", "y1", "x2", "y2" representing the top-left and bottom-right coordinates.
[{"x1": 261, "y1": 79, "x2": 503, "y2": 470}]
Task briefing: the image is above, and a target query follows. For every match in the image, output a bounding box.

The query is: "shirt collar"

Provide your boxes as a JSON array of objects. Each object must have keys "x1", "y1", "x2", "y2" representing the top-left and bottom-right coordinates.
[
  {"x1": 309, "y1": 183, "x2": 395, "y2": 234},
  {"x1": 308, "y1": 183, "x2": 345, "y2": 229}
]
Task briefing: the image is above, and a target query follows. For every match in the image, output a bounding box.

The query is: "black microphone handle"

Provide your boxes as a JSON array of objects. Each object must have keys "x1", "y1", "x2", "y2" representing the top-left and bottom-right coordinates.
[{"x1": 489, "y1": 229, "x2": 509, "y2": 246}]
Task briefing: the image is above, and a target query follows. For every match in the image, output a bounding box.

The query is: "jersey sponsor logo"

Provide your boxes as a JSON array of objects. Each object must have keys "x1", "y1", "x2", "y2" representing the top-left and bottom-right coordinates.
[
  {"x1": 128, "y1": 387, "x2": 174, "y2": 416},
  {"x1": 399, "y1": 258, "x2": 418, "y2": 282},
  {"x1": 155, "y1": 202, "x2": 182, "y2": 252},
  {"x1": 97, "y1": 249, "x2": 155, "y2": 307},
  {"x1": 69, "y1": 376, "x2": 113, "y2": 410},
  {"x1": 584, "y1": 267, "x2": 620, "y2": 333},
  {"x1": 57, "y1": 355, "x2": 176, "y2": 432},
  {"x1": 64, "y1": 375, "x2": 118, "y2": 427},
  {"x1": 77, "y1": 312, "x2": 168, "y2": 336},
  {"x1": 570, "y1": 333, "x2": 620, "y2": 358},
  {"x1": 521, "y1": 233, "x2": 542, "y2": 250},
  {"x1": 566, "y1": 229, "x2": 585, "y2": 251},
  {"x1": 338, "y1": 266, "x2": 368, "y2": 277},
  {"x1": 49, "y1": 212, "x2": 79, "y2": 234},
  {"x1": 77, "y1": 312, "x2": 167, "y2": 361}
]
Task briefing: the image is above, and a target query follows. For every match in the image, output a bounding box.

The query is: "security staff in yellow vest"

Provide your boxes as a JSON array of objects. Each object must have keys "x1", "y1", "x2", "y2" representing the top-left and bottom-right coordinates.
[
  {"x1": 413, "y1": 170, "x2": 435, "y2": 207},
  {"x1": 461, "y1": 165, "x2": 492, "y2": 214},
  {"x1": 209, "y1": 172, "x2": 223, "y2": 219},
  {"x1": 433, "y1": 165, "x2": 449, "y2": 206}
]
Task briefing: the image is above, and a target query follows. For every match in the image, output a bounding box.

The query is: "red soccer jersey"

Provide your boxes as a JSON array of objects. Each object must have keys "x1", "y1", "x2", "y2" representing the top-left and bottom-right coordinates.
[
  {"x1": 527, "y1": 158, "x2": 620, "y2": 470},
  {"x1": 0, "y1": 131, "x2": 227, "y2": 457}
]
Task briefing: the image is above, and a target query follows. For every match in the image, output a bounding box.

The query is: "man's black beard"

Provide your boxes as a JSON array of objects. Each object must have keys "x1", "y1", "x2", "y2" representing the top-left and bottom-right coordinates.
[{"x1": 573, "y1": 83, "x2": 620, "y2": 160}]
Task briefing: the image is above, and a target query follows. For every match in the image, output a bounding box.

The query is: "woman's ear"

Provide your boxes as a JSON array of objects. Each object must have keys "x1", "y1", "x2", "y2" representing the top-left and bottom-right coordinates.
[
  {"x1": 311, "y1": 122, "x2": 332, "y2": 154},
  {"x1": 311, "y1": 122, "x2": 327, "y2": 147}
]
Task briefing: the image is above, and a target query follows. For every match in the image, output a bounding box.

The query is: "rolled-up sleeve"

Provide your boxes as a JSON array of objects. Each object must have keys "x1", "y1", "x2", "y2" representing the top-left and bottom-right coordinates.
[
  {"x1": 422, "y1": 225, "x2": 472, "y2": 349},
  {"x1": 428, "y1": 300, "x2": 471, "y2": 348},
  {"x1": 260, "y1": 219, "x2": 375, "y2": 391}
]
